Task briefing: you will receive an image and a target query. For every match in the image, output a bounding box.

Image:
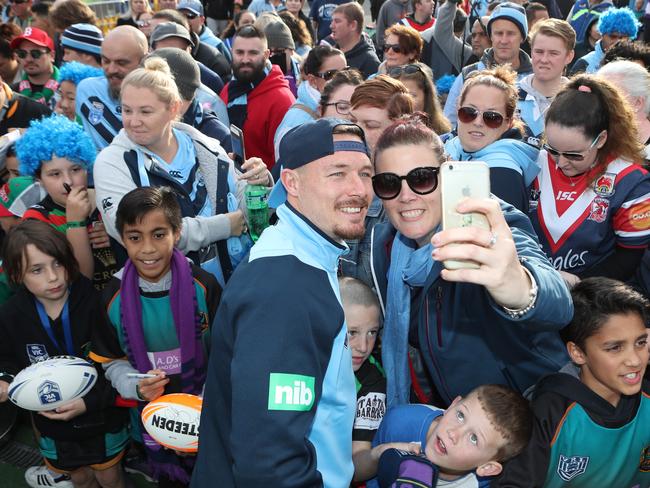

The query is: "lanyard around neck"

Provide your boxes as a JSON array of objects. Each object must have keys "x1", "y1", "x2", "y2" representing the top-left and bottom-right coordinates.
[{"x1": 35, "y1": 297, "x2": 74, "y2": 356}]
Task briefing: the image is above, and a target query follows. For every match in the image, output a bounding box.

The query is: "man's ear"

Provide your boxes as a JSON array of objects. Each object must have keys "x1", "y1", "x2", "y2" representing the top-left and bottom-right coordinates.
[
  {"x1": 281, "y1": 168, "x2": 300, "y2": 197},
  {"x1": 476, "y1": 461, "x2": 502, "y2": 477},
  {"x1": 566, "y1": 341, "x2": 587, "y2": 365}
]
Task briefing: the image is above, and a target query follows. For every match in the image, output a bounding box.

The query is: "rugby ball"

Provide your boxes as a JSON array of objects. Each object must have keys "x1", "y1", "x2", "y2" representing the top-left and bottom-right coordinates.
[
  {"x1": 8, "y1": 356, "x2": 97, "y2": 412},
  {"x1": 141, "y1": 393, "x2": 202, "y2": 453}
]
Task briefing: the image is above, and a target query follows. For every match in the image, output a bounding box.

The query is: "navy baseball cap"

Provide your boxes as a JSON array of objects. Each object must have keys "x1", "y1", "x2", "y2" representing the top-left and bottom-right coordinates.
[{"x1": 268, "y1": 118, "x2": 370, "y2": 208}]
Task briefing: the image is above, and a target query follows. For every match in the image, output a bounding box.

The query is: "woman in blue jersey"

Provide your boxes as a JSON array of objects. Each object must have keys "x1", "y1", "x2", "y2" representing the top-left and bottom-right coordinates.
[
  {"x1": 529, "y1": 74, "x2": 650, "y2": 286},
  {"x1": 93, "y1": 57, "x2": 273, "y2": 286},
  {"x1": 445, "y1": 66, "x2": 540, "y2": 212}
]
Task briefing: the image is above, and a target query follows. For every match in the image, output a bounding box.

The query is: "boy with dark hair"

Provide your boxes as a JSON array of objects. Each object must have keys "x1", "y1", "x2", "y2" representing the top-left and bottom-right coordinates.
[
  {"x1": 366, "y1": 384, "x2": 534, "y2": 487},
  {"x1": 493, "y1": 277, "x2": 650, "y2": 487},
  {"x1": 90, "y1": 186, "x2": 222, "y2": 486}
]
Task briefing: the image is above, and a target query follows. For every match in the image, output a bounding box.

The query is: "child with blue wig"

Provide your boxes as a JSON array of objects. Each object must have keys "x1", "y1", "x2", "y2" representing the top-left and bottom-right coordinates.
[
  {"x1": 16, "y1": 114, "x2": 119, "y2": 290},
  {"x1": 570, "y1": 7, "x2": 642, "y2": 74},
  {"x1": 55, "y1": 61, "x2": 104, "y2": 122}
]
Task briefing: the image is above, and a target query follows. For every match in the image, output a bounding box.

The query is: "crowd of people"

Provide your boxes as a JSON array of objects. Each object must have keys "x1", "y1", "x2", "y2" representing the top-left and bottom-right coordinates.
[{"x1": 0, "y1": 0, "x2": 646, "y2": 486}]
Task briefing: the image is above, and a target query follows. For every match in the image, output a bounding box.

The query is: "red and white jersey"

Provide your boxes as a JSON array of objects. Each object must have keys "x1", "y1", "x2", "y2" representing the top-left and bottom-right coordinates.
[{"x1": 529, "y1": 151, "x2": 650, "y2": 274}]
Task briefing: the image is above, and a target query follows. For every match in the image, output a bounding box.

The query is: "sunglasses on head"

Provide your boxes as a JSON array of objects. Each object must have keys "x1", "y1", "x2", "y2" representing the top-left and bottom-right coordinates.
[
  {"x1": 388, "y1": 63, "x2": 424, "y2": 78},
  {"x1": 15, "y1": 48, "x2": 49, "y2": 59},
  {"x1": 543, "y1": 134, "x2": 602, "y2": 162},
  {"x1": 383, "y1": 43, "x2": 402, "y2": 54},
  {"x1": 457, "y1": 106, "x2": 505, "y2": 129},
  {"x1": 372, "y1": 166, "x2": 440, "y2": 200}
]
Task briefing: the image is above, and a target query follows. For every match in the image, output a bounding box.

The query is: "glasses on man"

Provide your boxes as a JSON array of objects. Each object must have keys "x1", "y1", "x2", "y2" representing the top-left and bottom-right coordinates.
[
  {"x1": 543, "y1": 134, "x2": 602, "y2": 162},
  {"x1": 15, "y1": 49, "x2": 50, "y2": 60},
  {"x1": 388, "y1": 64, "x2": 424, "y2": 78},
  {"x1": 323, "y1": 101, "x2": 351, "y2": 115},
  {"x1": 372, "y1": 167, "x2": 440, "y2": 200},
  {"x1": 457, "y1": 106, "x2": 505, "y2": 129},
  {"x1": 383, "y1": 43, "x2": 402, "y2": 54}
]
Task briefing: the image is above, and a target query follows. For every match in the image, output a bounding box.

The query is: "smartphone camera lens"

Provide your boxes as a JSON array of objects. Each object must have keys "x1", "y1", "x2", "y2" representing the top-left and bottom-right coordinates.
[{"x1": 448, "y1": 165, "x2": 454, "y2": 171}]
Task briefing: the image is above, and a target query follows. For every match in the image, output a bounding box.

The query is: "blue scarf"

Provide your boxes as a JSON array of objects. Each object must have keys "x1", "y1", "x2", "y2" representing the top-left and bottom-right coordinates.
[{"x1": 383, "y1": 232, "x2": 442, "y2": 408}]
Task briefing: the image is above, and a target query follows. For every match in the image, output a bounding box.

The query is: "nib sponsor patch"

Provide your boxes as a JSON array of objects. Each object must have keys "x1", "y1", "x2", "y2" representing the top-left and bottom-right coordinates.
[{"x1": 268, "y1": 373, "x2": 315, "y2": 411}]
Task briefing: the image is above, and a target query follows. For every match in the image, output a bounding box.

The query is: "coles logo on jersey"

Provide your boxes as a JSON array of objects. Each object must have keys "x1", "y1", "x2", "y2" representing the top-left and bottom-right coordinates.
[
  {"x1": 587, "y1": 197, "x2": 609, "y2": 223},
  {"x1": 268, "y1": 373, "x2": 315, "y2": 411},
  {"x1": 557, "y1": 454, "x2": 590, "y2": 482},
  {"x1": 354, "y1": 392, "x2": 386, "y2": 431},
  {"x1": 593, "y1": 172, "x2": 616, "y2": 197},
  {"x1": 26, "y1": 344, "x2": 49, "y2": 364}
]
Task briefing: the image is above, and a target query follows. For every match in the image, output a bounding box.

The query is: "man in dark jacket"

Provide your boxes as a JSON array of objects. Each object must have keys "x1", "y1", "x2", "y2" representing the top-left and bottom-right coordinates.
[{"x1": 329, "y1": 2, "x2": 380, "y2": 78}]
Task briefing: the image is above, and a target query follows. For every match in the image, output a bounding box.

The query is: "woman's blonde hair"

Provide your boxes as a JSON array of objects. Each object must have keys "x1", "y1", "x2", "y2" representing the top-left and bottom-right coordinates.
[
  {"x1": 121, "y1": 56, "x2": 181, "y2": 107},
  {"x1": 459, "y1": 65, "x2": 523, "y2": 133}
]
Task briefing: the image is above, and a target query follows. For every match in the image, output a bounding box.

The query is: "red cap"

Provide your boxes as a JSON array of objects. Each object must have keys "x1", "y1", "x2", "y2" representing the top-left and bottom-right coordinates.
[{"x1": 10, "y1": 27, "x2": 55, "y2": 52}]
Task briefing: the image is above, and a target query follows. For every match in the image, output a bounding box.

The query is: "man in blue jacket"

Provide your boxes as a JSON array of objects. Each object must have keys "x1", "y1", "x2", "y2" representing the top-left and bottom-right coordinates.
[{"x1": 192, "y1": 118, "x2": 374, "y2": 487}]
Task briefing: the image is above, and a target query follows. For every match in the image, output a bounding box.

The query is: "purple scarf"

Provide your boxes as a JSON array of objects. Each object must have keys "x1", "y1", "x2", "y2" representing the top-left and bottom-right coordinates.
[{"x1": 120, "y1": 248, "x2": 205, "y2": 483}]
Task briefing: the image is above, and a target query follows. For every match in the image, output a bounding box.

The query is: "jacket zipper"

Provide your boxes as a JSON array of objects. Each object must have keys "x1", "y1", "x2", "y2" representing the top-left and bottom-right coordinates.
[{"x1": 424, "y1": 287, "x2": 451, "y2": 401}]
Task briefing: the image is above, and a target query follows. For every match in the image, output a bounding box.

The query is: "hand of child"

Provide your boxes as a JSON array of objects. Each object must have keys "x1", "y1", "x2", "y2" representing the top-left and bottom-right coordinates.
[
  {"x1": 0, "y1": 380, "x2": 9, "y2": 403},
  {"x1": 39, "y1": 398, "x2": 87, "y2": 421},
  {"x1": 372, "y1": 441, "x2": 422, "y2": 462},
  {"x1": 65, "y1": 186, "x2": 92, "y2": 222},
  {"x1": 236, "y1": 156, "x2": 271, "y2": 186},
  {"x1": 227, "y1": 209, "x2": 246, "y2": 237},
  {"x1": 88, "y1": 222, "x2": 111, "y2": 249},
  {"x1": 138, "y1": 370, "x2": 169, "y2": 402}
]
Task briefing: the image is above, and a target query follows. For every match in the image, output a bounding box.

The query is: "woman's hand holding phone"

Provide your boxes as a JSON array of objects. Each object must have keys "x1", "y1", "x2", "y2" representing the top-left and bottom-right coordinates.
[
  {"x1": 231, "y1": 155, "x2": 272, "y2": 186},
  {"x1": 431, "y1": 197, "x2": 534, "y2": 310}
]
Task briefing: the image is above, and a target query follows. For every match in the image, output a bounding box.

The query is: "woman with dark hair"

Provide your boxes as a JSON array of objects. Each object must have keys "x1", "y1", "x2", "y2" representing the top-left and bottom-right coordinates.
[
  {"x1": 282, "y1": 0, "x2": 315, "y2": 50},
  {"x1": 529, "y1": 74, "x2": 650, "y2": 285},
  {"x1": 273, "y1": 45, "x2": 347, "y2": 158},
  {"x1": 319, "y1": 68, "x2": 364, "y2": 119},
  {"x1": 389, "y1": 62, "x2": 451, "y2": 136},
  {"x1": 377, "y1": 24, "x2": 423, "y2": 75},
  {"x1": 278, "y1": 10, "x2": 313, "y2": 57},
  {"x1": 0, "y1": 23, "x2": 21, "y2": 85},
  {"x1": 370, "y1": 114, "x2": 571, "y2": 411},
  {"x1": 445, "y1": 67, "x2": 539, "y2": 212}
]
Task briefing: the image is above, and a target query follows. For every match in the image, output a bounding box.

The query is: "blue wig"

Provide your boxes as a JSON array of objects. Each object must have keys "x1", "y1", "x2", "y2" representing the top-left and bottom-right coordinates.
[
  {"x1": 597, "y1": 7, "x2": 640, "y2": 39},
  {"x1": 436, "y1": 74, "x2": 456, "y2": 96},
  {"x1": 58, "y1": 61, "x2": 103, "y2": 86},
  {"x1": 16, "y1": 114, "x2": 97, "y2": 176}
]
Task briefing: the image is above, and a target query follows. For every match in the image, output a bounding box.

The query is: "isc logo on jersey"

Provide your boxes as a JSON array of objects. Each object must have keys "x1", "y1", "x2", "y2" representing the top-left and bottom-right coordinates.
[{"x1": 268, "y1": 373, "x2": 315, "y2": 411}]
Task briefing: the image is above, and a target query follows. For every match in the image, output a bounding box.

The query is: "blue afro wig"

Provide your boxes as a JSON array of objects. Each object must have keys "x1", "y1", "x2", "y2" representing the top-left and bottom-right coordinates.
[
  {"x1": 436, "y1": 74, "x2": 456, "y2": 96},
  {"x1": 16, "y1": 114, "x2": 96, "y2": 176},
  {"x1": 58, "y1": 61, "x2": 103, "y2": 86},
  {"x1": 597, "y1": 7, "x2": 641, "y2": 39}
]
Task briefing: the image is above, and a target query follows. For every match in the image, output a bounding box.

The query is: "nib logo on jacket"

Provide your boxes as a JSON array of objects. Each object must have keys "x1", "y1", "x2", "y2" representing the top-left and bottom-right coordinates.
[{"x1": 268, "y1": 373, "x2": 315, "y2": 411}]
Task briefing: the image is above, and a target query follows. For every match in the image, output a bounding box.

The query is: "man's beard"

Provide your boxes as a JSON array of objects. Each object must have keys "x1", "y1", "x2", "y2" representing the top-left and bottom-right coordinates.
[{"x1": 233, "y1": 59, "x2": 265, "y2": 83}]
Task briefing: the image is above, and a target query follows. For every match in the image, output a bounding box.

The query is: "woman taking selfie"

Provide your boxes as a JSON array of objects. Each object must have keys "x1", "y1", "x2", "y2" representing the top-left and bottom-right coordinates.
[
  {"x1": 370, "y1": 114, "x2": 571, "y2": 408},
  {"x1": 94, "y1": 57, "x2": 272, "y2": 285},
  {"x1": 529, "y1": 74, "x2": 650, "y2": 285},
  {"x1": 445, "y1": 67, "x2": 539, "y2": 212}
]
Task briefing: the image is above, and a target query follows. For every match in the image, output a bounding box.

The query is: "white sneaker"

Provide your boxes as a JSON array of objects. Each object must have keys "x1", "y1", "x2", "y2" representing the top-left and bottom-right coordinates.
[{"x1": 24, "y1": 466, "x2": 73, "y2": 488}]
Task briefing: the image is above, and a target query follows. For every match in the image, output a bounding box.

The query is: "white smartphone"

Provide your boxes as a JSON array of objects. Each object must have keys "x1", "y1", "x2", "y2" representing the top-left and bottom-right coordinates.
[{"x1": 440, "y1": 161, "x2": 491, "y2": 270}]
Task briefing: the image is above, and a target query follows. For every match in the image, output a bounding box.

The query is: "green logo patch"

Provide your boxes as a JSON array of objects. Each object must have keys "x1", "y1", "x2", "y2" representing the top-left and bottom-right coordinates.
[{"x1": 268, "y1": 373, "x2": 315, "y2": 411}]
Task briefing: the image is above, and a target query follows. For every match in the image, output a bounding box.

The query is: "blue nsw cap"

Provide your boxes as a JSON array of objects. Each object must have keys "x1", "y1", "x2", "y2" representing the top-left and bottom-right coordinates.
[
  {"x1": 177, "y1": 0, "x2": 204, "y2": 16},
  {"x1": 488, "y1": 2, "x2": 528, "y2": 40},
  {"x1": 268, "y1": 118, "x2": 370, "y2": 208}
]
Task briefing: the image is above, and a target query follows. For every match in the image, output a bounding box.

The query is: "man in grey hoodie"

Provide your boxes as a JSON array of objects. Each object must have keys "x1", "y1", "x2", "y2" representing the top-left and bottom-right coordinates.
[{"x1": 443, "y1": 2, "x2": 532, "y2": 123}]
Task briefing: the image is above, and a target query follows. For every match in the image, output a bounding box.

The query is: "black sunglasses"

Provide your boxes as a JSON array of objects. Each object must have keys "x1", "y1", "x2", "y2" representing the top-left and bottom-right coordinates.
[
  {"x1": 383, "y1": 43, "x2": 402, "y2": 54},
  {"x1": 11, "y1": 0, "x2": 28, "y2": 4},
  {"x1": 372, "y1": 167, "x2": 440, "y2": 200},
  {"x1": 314, "y1": 68, "x2": 340, "y2": 81},
  {"x1": 388, "y1": 64, "x2": 424, "y2": 78},
  {"x1": 542, "y1": 134, "x2": 601, "y2": 162},
  {"x1": 15, "y1": 48, "x2": 49, "y2": 59},
  {"x1": 457, "y1": 106, "x2": 505, "y2": 129},
  {"x1": 182, "y1": 11, "x2": 198, "y2": 19}
]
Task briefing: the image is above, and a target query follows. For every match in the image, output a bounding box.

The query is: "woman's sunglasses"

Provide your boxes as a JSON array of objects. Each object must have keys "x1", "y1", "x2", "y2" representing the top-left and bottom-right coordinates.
[
  {"x1": 383, "y1": 43, "x2": 402, "y2": 54},
  {"x1": 543, "y1": 134, "x2": 601, "y2": 162},
  {"x1": 314, "y1": 66, "x2": 349, "y2": 81},
  {"x1": 372, "y1": 167, "x2": 440, "y2": 200},
  {"x1": 457, "y1": 106, "x2": 505, "y2": 129},
  {"x1": 388, "y1": 64, "x2": 424, "y2": 78}
]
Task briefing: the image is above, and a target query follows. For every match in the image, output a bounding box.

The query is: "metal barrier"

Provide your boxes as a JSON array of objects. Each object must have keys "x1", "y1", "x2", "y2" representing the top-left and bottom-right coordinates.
[{"x1": 86, "y1": 0, "x2": 129, "y2": 34}]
